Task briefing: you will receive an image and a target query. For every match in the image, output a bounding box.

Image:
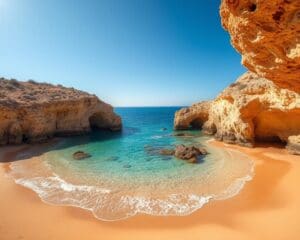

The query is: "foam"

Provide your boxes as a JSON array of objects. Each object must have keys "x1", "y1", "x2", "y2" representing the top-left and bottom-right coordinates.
[{"x1": 7, "y1": 140, "x2": 254, "y2": 221}]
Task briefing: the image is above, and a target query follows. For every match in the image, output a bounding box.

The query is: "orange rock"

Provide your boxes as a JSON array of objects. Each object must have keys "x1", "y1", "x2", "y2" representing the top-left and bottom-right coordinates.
[
  {"x1": 205, "y1": 72, "x2": 300, "y2": 146},
  {"x1": 175, "y1": 72, "x2": 300, "y2": 149},
  {"x1": 174, "y1": 101, "x2": 211, "y2": 130},
  {"x1": 0, "y1": 78, "x2": 122, "y2": 145},
  {"x1": 220, "y1": 0, "x2": 300, "y2": 92}
]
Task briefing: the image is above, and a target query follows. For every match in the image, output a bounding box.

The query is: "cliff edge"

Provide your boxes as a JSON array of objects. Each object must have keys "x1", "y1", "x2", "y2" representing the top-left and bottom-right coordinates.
[
  {"x1": 174, "y1": 0, "x2": 300, "y2": 153},
  {"x1": 0, "y1": 78, "x2": 122, "y2": 145}
]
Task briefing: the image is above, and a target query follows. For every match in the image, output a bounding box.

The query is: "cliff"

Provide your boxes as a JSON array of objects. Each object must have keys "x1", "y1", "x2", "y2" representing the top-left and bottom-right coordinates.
[
  {"x1": 174, "y1": 0, "x2": 300, "y2": 153},
  {"x1": 175, "y1": 72, "x2": 300, "y2": 147},
  {"x1": 220, "y1": 0, "x2": 300, "y2": 92},
  {"x1": 204, "y1": 72, "x2": 300, "y2": 146},
  {"x1": 174, "y1": 101, "x2": 211, "y2": 130},
  {"x1": 0, "y1": 78, "x2": 122, "y2": 145}
]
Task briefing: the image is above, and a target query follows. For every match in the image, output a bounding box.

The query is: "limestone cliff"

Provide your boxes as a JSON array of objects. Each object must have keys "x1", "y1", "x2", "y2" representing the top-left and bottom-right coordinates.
[
  {"x1": 174, "y1": 1, "x2": 300, "y2": 153},
  {"x1": 174, "y1": 101, "x2": 211, "y2": 130},
  {"x1": 0, "y1": 78, "x2": 122, "y2": 145},
  {"x1": 204, "y1": 72, "x2": 300, "y2": 146},
  {"x1": 220, "y1": 0, "x2": 300, "y2": 92},
  {"x1": 174, "y1": 72, "x2": 300, "y2": 147}
]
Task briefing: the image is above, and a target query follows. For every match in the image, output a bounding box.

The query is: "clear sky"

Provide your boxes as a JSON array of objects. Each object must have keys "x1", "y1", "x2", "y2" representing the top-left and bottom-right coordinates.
[{"x1": 0, "y1": 0, "x2": 246, "y2": 106}]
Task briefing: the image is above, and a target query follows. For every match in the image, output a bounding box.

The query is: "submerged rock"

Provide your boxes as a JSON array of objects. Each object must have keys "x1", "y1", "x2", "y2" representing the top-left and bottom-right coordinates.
[
  {"x1": 73, "y1": 151, "x2": 91, "y2": 160},
  {"x1": 106, "y1": 156, "x2": 119, "y2": 161},
  {"x1": 173, "y1": 133, "x2": 196, "y2": 138},
  {"x1": 159, "y1": 149, "x2": 175, "y2": 156}
]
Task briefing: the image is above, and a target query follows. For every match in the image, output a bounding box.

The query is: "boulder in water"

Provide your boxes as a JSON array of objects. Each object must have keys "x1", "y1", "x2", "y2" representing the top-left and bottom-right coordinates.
[
  {"x1": 174, "y1": 145, "x2": 207, "y2": 163},
  {"x1": 73, "y1": 151, "x2": 91, "y2": 160}
]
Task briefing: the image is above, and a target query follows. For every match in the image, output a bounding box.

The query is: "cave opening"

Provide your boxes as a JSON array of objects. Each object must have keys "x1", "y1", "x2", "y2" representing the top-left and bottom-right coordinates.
[
  {"x1": 190, "y1": 118, "x2": 205, "y2": 129},
  {"x1": 89, "y1": 112, "x2": 107, "y2": 130},
  {"x1": 22, "y1": 134, "x2": 29, "y2": 143},
  {"x1": 248, "y1": 3, "x2": 257, "y2": 12}
]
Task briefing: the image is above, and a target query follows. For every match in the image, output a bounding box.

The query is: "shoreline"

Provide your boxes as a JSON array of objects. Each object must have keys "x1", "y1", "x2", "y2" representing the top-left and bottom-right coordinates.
[
  {"x1": 1, "y1": 141, "x2": 300, "y2": 239},
  {"x1": 1, "y1": 139, "x2": 255, "y2": 222}
]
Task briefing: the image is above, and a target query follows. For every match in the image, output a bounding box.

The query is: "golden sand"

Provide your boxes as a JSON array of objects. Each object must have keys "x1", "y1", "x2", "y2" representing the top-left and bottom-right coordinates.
[{"x1": 0, "y1": 142, "x2": 299, "y2": 240}]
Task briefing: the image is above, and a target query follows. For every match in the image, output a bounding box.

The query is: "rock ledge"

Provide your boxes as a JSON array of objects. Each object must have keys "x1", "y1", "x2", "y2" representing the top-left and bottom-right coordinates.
[{"x1": 0, "y1": 78, "x2": 122, "y2": 145}]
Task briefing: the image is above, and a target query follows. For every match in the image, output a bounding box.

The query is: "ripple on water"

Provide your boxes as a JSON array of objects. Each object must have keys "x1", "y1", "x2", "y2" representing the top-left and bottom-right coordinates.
[{"x1": 8, "y1": 138, "x2": 254, "y2": 221}]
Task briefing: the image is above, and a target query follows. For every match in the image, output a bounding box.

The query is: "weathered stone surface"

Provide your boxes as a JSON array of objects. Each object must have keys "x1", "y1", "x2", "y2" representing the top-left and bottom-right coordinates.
[
  {"x1": 175, "y1": 72, "x2": 300, "y2": 148},
  {"x1": 220, "y1": 0, "x2": 300, "y2": 92},
  {"x1": 73, "y1": 151, "x2": 91, "y2": 160},
  {"x1": 174, "y1": 1, "x2": 300, "y2": 154},
  {"x1": 174, "y1": 101, "x2": 211, "y2": 130},
  {"x1": 159, "y1": 149, "x2": 175, "y2": 156},
  {"x1": 174, "y1": 144, "x2": 207, "y2": 163},
  {"x1": 0, "y1": 78, "x2": 122, "y2": 145},
  {"x1": 287, "y1": 135, "x2": 300, "y2": 155},
  {"x1": 205, "y1": 72, "x2": 300, "y2": 146}
]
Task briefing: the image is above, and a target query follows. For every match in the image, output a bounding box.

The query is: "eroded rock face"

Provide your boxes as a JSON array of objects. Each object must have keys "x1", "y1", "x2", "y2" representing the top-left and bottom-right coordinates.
[
  {"x1": 220, "y1": 0, "x2": 300, "y2": 92},
  {"x1": 174, "y1": 101, "x2": 211, "y2": 130},
  {"x1": 204, "y1": 72, "x2": 300, "y2": 146},
  {"x1": 0, "y1": 78, "x2": 122, "y2": 145},
  {"x1": 287, "y1": 135, "x2": 300, "y2": 155},
  {"x1": 174, "y1": 144, "x2": 207, "y2": 163},
  {"x1": 175, "y1": 72, "x2": 300, "y2": 147},
  {"x1": 175, "y1": 1, "x2": 300, "y2": 154}
]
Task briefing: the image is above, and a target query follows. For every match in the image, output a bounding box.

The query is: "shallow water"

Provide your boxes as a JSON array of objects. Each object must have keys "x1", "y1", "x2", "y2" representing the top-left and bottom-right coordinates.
[{"x1": 8, "y1": 107, "x2": 254, "y2": 221}]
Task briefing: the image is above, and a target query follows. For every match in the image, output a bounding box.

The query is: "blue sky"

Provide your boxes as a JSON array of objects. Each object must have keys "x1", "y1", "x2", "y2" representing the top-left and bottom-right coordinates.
[{"x1": 0, "y1": 0, "x2": 246, "y2": 106}]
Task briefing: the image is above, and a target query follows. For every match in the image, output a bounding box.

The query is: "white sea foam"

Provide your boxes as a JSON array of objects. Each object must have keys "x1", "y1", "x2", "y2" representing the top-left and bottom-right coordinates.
[{"x1": 8, "y1": 141, "x2": 254, "y2": 221}]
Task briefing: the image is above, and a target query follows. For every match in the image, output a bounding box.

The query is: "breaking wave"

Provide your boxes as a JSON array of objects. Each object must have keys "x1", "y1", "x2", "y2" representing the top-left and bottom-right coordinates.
[{"x1": 7, "y1": 143, "x2": 254, "y2": 221}]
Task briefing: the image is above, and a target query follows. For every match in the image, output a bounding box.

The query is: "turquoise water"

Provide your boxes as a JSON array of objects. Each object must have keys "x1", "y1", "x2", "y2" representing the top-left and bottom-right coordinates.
[{"x1": 9, "y1": 107, "x2": 254, "y2": 221}]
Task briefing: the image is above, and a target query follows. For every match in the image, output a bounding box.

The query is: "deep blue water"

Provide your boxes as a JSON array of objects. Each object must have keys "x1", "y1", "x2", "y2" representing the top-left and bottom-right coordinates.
[{"x1": 9, "y1": 107, "x2": 254, "y2": 221}]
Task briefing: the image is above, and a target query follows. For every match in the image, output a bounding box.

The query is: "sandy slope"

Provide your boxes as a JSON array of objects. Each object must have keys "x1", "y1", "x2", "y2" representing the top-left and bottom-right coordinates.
[{"x1": 0, "y1": 142, "x2": 300, "y2": 240}]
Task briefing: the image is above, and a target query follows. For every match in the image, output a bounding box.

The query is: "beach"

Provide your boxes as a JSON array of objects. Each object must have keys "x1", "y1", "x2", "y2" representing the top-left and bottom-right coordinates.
[{"x1": 1, "y1": 142, "x2": 299, "y2": 240}]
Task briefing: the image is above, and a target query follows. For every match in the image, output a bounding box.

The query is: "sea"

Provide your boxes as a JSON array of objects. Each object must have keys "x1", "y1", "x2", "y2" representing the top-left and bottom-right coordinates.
[{"x1": 8, "y1": 107, "x2": 254, "y2": 221}]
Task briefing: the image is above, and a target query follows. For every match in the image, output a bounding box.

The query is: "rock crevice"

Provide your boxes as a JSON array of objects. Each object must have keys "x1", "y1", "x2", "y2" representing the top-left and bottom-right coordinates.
[{"x1": 174, "y1": 0, "x2": 300, "y2": 154}]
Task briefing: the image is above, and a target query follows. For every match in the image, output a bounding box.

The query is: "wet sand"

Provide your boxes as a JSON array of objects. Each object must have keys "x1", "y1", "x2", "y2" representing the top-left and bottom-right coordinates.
[{"x1": 0, "y1": 142, "x2": 300, "y2": 240}]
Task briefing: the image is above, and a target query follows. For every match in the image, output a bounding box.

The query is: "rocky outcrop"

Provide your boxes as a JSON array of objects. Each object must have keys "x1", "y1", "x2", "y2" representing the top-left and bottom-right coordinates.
[
  {"x1": 0, "y1": 78, "x2": 122, "y2": 145},
  {"x1": 174, "y1": 145, "x2": 207, "y2": 163},
  {"x1": 175, "y1": 72, "x2": 300, "y2": 147},
  {"x1": 73, "y1": 151, "x2": 92, "y2": 160},
  {"x1": 174, "y1": 101, "x2": 211, "y2": 130},
  {"x1": 174, "y1": 1, "x2": 300, "y2": 154},
  {"x1": 287, "y1": 135, "x2": 300, "y2": 155},
  {"x1": 204, "y1": 72, "x2": 300, "y2": 146},
  {"x1": 220, "y1": 0, "x2": 300, "y2": 92}
]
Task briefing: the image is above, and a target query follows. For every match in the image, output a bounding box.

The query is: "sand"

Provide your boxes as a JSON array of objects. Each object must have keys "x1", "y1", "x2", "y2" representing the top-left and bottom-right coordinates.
[{"x1": 0, "y1": 142, "x2": 300, "y2": 240}]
